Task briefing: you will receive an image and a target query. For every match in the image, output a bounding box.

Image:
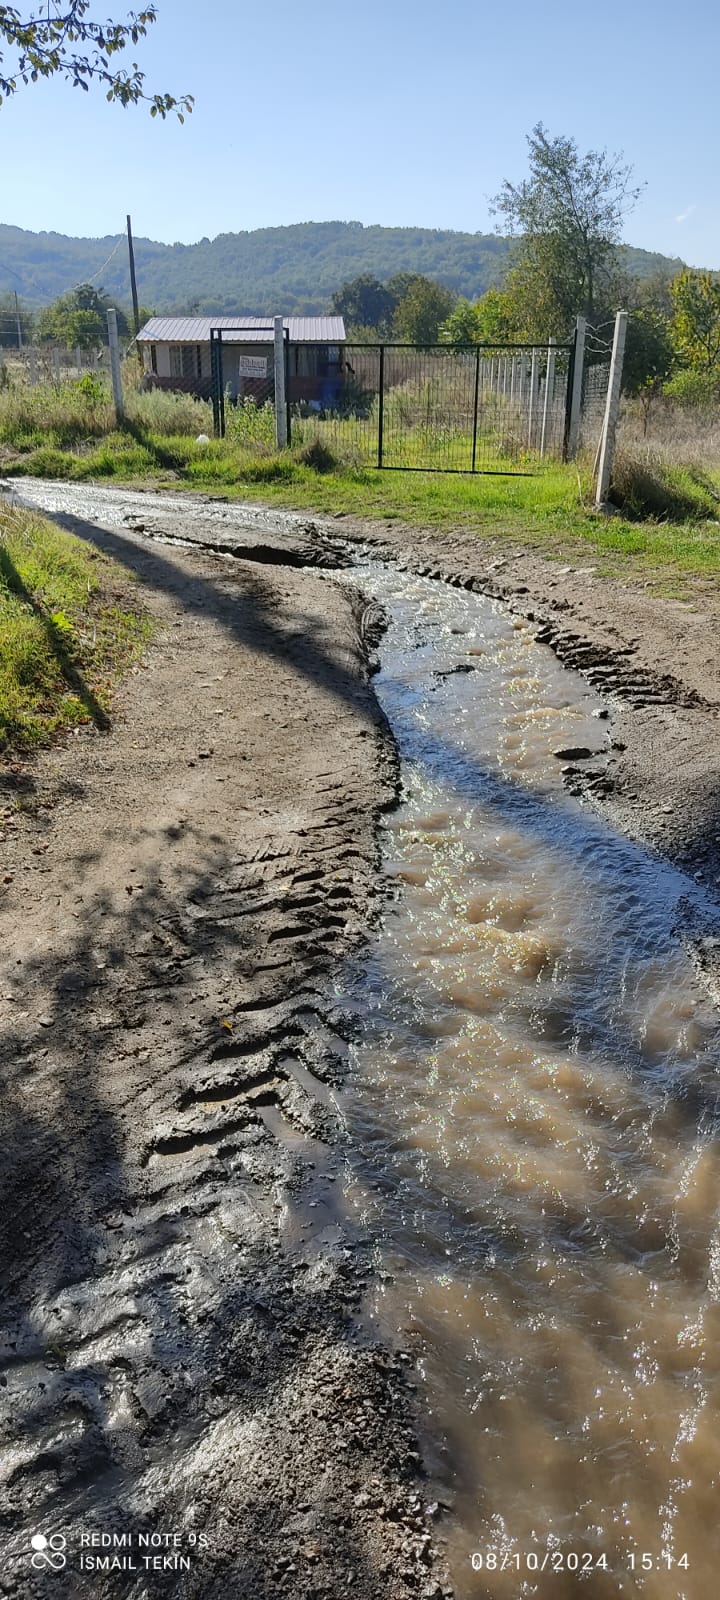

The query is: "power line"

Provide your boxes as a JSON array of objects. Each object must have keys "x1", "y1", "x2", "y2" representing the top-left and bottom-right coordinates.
[{"x1": 85, "y1": 236, "x2": 125, "y2": 286}]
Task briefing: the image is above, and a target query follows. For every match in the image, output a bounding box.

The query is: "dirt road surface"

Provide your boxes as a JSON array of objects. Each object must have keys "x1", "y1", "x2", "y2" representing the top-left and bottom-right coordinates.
[
  {"x1": 0, "y1": 498, "x2": 450, "y2": 1599},
  {"x1": 2, "y1": 480, "x2": 720, "y2": 1598}
]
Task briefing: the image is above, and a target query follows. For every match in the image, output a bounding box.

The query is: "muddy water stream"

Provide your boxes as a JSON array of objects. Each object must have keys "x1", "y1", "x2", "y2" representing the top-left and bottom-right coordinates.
[{"x1": 336, "y1": 561, "x2": 720, "y2": 1600}]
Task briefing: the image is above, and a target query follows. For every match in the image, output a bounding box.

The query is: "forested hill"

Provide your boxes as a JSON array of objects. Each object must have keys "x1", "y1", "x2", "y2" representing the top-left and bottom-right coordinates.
[{"x1": 0, "y1": 219, "x2": 685, "y2": 315}]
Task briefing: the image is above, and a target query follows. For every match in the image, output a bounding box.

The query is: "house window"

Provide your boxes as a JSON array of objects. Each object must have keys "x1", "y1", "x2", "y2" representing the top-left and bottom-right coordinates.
[
  {"x1": 150, "y1": 344, "x2": 157, "y2": 374},
  {"x1": 169, "y1": 345, "x2": 196, "y2": 380}
]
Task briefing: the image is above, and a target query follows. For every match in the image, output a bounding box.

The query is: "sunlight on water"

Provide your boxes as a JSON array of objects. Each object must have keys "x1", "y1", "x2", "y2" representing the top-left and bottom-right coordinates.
[{"x1": 335, "y1": 562, "x2": 720, "y2": 1600}]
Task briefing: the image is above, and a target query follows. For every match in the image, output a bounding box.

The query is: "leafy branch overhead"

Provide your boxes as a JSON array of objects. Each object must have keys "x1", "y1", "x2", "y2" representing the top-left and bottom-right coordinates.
[{"x1": 0, "y1": 2, "x2": 192, "y2": 115}]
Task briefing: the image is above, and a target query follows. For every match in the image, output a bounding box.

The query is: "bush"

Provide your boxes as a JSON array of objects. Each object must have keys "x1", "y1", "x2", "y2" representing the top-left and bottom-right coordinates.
[
  {"x1": 126, "y1": 387, "x2": 214, "y2": 436},
  {"x1": 296, "y1": 437, "x2": 337, "y2": 473},
  {"x1": 662, "y1": 368, "x2": 720, "y2": 409},
  {"x1": 609, "y1": 445, "x2": 720, "y2": 521},
  {"x1": 0, "y1": 373, "x2": 115, "y2": 447},
  {"x1": 224, "y1": 397, "x2": 276, "y2": 448}
]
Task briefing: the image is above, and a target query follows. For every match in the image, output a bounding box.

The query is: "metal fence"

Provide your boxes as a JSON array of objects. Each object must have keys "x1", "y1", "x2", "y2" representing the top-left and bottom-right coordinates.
[
  {"x1": 2, "y1": 323, "x2": 613, "y2": 479},
  {"x1": 209, "y1": 337, "x2": 580, "y2": 475},
  {"x1": 281, "y1": 341, "x2": 575, "y2": 473},
  {"x1": 0, "y1": 345, "x2": 112, "y2": 383}
]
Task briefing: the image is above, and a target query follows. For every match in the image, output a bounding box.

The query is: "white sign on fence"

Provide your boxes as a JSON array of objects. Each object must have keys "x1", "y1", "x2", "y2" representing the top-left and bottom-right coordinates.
[{"x1": 237, "y1": 355, "x2": 267, "y2": 378}]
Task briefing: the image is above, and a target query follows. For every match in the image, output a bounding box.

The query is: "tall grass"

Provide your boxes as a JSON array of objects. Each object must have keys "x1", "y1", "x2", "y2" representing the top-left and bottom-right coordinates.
[
  {"x1": 0, "y1": 370, "x2": 216, "y2": 451},
  {"x1": 611, "y1": 398, "x2": 720, "y2": 521}
]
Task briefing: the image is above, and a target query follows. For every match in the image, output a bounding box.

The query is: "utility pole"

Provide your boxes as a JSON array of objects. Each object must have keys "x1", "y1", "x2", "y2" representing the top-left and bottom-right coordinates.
[
  {"x1": 14, "y1": 290, "x2": 22, "y2": 350},
  {"x1": 126, "y1": 214, "x2": 140, "y2": 336}
]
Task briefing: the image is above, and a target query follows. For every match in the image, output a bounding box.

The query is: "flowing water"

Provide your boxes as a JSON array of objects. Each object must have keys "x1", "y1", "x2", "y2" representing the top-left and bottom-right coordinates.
[{"x1": 335, "y1": 561, "x2": 720, "y2": 1600}]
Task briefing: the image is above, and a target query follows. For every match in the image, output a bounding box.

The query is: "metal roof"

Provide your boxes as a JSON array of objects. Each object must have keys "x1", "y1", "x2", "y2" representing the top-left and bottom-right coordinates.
[{"x1": 137, "y1": 315, "x2": 346, "y2": 344}]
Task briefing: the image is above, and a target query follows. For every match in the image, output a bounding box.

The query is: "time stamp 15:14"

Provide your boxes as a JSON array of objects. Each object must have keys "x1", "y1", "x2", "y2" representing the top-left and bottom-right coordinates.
[{"x1": 469, "y1": 1551, "x2": 690, "y2": 1574}]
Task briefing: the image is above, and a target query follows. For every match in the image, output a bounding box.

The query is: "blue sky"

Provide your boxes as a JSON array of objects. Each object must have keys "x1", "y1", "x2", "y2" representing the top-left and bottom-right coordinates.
[{"x1": 1, "y1": 0, "x2": 718, "y2": 265}]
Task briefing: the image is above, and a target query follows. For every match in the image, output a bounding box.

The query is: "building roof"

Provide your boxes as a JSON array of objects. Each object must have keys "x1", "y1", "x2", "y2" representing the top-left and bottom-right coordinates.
[{"x1": 137, "y1": 315, "x2": 346, "y2": 344}]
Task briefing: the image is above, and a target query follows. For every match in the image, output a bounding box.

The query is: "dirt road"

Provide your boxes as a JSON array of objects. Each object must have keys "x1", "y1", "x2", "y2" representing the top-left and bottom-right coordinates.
[
  {"x1": 2, "y1": 480, "x2": 720, "y2": 1599},
  {"x1": 0, "y1": 495, "x2": 450, "y2": 1599}
]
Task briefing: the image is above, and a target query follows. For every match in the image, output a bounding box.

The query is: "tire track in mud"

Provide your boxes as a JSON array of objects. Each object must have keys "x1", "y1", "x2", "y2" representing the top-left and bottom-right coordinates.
[{"x1": 0, "y1": 506, "x2": 450, "y2": 1600}]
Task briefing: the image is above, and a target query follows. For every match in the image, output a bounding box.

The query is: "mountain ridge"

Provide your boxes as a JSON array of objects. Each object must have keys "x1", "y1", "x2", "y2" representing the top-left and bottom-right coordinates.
[{"x1": 0, "y1": 219, "x2": 686, "y2": 317}]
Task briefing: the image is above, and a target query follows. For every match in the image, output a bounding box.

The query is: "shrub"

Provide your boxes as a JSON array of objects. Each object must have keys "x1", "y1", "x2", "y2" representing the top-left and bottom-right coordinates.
[
  {"x1": 224, "y1": 397, "x2": 276, "y2": 448},
  {"x1": 662, "y1": 368, "x2": 720, "y2": 409},
  {"x1": 0, "y1": 374, "x2": 115, "y2": 447},
  {"x1": 609, "y1": 445, "x2": 720, "y2": 521},
  {"x1": 126, "y1": 387, "x2": 214, "y2": 436},
  {"x1": 296, "y1": 437, "x2": 336, "y2": 473}
]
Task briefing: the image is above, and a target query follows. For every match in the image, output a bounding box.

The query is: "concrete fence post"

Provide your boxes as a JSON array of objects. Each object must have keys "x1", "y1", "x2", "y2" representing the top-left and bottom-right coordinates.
[
  {"x1": 595, "y1": 310, "x2": 628, "y2": 507},
  {"x1": 527, "y1": 349, "x2": 540, "y2": 448},
  {"x1": 29, "y1": 346, "x2": 38, "y2": 387},
  {"x1": 106, "y1": 308, "x2": 124, "y2": 419},
  {"x1": 540, "y1": 339, "x2": 556, "y2": 458},
  {"x1": 566, "y1": 315, "x2": 587, "y2": 459},
  {"x1": 274, "y1": 316, "x2": 287, "y2": 449}
]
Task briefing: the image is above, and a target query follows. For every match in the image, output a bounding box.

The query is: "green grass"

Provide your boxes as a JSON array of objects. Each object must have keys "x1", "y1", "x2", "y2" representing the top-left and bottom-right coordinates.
[
  {"x1": 5, "y1": 431, "x2": 720, "y2": 586},
  {"x1": 2, "y1": 377, "x2": 720, "y2": 591},
  {"x1": 0, "y1": 503, "x2": 154, "y2": 751}
]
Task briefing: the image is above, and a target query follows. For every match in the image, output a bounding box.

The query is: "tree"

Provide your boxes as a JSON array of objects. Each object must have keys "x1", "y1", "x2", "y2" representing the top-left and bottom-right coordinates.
[
  {"x1": 330, "y1": 275, "x2": 395, "y2": 334},
  {"x1": 622, "y1": 308, "x2": 674, "y2": 432},
  {"x1": 492, "y1": 123, "x2": 643, "y2": 333},
  {"x1": 0, "y1": 3, "x2": 192, "y2": 116},
  {"x1": 37, "y1": 283, "x2": 129, "y2": 348},
  {"x1": 671, "y1": 269, "x2": 720, "y2": 374},
  {"x1": 393, "y1": 278, "x2": 456, "y2": 344},
  {"x1": 440, "y1": 288, "x2": 519, "y2": 346}
]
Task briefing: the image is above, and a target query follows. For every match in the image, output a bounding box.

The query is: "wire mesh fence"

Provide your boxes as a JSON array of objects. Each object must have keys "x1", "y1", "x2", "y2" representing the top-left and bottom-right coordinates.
[
  {"x1": 578, "y1": 360, "x2": 611, "y2": 455},
  {"x1": 1, "y1": 325, "x2": 614, "y2": 478},
  {"x1": 0, "y1": 345, "x2": 112, "y2": 383},
  {"x1": 288, "y1": 342, "x2": 574, "y2": 473}
]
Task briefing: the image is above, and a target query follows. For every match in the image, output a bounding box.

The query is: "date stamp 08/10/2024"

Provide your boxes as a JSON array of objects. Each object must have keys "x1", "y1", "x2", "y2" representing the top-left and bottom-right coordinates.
[{"x1": 469, "y1": 1549, "x2": 690, "y2": 1576}]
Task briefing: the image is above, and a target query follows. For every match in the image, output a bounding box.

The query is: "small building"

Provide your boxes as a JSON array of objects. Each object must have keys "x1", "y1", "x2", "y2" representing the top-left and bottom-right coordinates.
[{"x1": 136, "y1": 315, "x2": 346, "y2": 405}]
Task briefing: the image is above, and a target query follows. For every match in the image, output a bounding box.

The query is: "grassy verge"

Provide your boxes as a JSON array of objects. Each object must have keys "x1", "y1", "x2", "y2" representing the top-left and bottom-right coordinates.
[
  {"x1": 2, "y1": 393, "x2": 720, "y2": 590},
  {"x1": 0, "y1": 503, "x2": 153, "y2": 752}
]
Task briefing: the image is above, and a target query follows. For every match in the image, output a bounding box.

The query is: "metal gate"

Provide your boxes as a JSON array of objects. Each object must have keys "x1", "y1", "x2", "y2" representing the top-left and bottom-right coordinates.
[
  {"x1": 285, "y1": 336, "x2": 578, "y2": 475},
  {"x1": 209, "y1": 324, "x2": 282, "y2": 439},
  {"x1": 211, "y1": 329, "x2": 583, "y2": 475}
]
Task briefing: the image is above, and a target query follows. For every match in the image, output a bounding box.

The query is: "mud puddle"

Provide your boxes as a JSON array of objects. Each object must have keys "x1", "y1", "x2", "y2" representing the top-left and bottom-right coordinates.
[{"x1": 333, "y1": 561, "x2": 720, "y2": 1599}]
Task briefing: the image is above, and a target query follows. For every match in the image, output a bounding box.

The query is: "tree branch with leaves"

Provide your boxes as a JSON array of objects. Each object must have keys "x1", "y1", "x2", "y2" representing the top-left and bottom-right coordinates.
[{"x1": 0, "y1": 2, "x2": 192, "y2": 116}]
